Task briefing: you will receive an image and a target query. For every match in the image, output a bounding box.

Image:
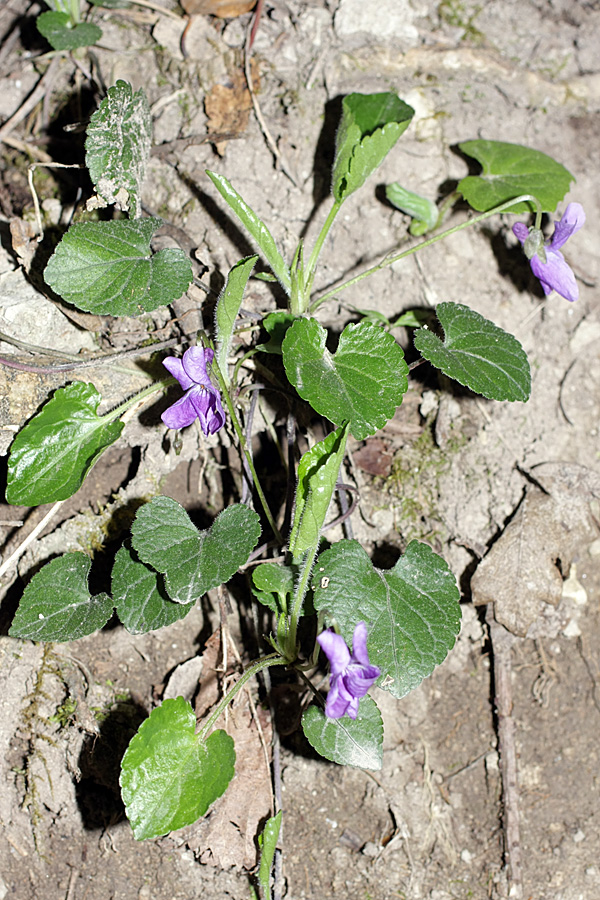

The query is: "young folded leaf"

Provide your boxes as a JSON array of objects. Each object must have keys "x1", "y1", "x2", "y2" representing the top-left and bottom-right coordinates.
[
  {"x1": 206, "y1": 171, "x2": 292, "y2": 295},
  {"x1": 332, "y1": 93, "x2": 414, "y2": 203}
]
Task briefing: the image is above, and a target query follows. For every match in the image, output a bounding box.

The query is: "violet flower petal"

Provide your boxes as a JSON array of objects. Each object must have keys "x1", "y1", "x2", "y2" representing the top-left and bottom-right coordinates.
[
  {"x1": 512, "y1": 222, "x2": 529, "y2": 245},
  {"x1": 318, "y1": 622, "x2": 381, "y2": 720},
  {"x1": 189, "y1": 385, "x2": 226, "y2": 435},
  {"x1": 530, "y1": 249, "x2": 579, "y2": 302},
  {"x1": 513, "y1": 203, "x2": 584, "y2": 303},
  {"x1": 317, "y1": 629, "x2": 351, "y2": 675},
  {"x1": 344, "y1": 663, "x2": 382, "y2": 697},
  {"x1": 181, "y1": 346, "x2": 214, "y2": 385},
  {"x1": 162, "y1": 356, "x2": 194, "y2": 391},
  {"x1": 325, "y1": 676, "x2": 355, "y2": 718},
  {"x1": 549, "y1": 202, "x2": 585, "y2": 251},
  {"x1": 161, "y1": 393, "x2": 200, "y2": 429},
  {"x1": 162, "y1": 347, "x2": 226, "y2": 435}
]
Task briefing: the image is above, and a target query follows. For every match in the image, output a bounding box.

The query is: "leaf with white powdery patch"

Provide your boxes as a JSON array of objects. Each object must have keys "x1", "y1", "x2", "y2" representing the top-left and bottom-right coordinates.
[
  {"x1": 6, "y1": 382, "x2": 123, "y2": 506},
  {"x1": 302, "y1": 695, "x2": 383, "y2": 769},
  {"x1": 413, "y1": 303, "x2": 531, "y2": 402},
  {"x1": 131, "y1": 497, "x2": 261, "y2": 604},
  {"x1": 85, "y1": 80, "x2": 151, "y2": 218},
  {"x1": 44, "y1": 217, "x2": 192, "y2": 316},
  {"x1": 120, "y1": 697, "x2": 235, "y2": 840},
  {"x1": 282, "y1": 319, "x2": 408, "y2": 440},
  {"x1": 313, "y1": 540, "x2": 461, "y2": 699},
  {"x1": 9, "y1": 553, "x2": 113, "y2": 642}
]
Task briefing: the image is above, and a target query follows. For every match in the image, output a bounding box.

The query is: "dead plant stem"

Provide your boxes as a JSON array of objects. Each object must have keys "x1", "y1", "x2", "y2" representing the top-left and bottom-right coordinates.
[{"x1": 487, "y1": 605, "x2": 523, "y2": 899}]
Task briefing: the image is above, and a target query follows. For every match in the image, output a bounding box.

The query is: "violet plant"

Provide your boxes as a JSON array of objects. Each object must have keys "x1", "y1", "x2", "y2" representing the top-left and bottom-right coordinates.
[{"x1": 4, "y1": 82, "x2": 584, "y2": 886}]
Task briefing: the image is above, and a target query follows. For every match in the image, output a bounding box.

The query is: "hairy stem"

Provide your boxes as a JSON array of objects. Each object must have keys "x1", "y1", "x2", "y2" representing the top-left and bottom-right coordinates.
[
  {"x1": 198, "y1": 654, "x2": 284, "y2": 739},
  {"x1": 211, "y1": 356, "x2": 284, "y2": 545},
  {"x1": 310, "y1": 193, "x2": 543, "y2": 312}
]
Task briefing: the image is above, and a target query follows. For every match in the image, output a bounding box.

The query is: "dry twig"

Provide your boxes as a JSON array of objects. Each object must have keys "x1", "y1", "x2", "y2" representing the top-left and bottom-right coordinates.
[{"x1": 487, "y1": 605, "x2": 523, "y2": 899}]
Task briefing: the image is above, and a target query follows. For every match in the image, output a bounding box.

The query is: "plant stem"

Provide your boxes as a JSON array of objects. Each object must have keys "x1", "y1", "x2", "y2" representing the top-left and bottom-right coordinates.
[
  {"x1": 198, "y1": 653, "x2": 284, "y2": 739},
  {"x1": 211, "y1": 357, "x2": 284, "y2": 545},
  {"x1": 309, "y1": 193, "x2": 542, "y2": 313},
  {"x1": 286, "y1": 545, "x2": 319, "y2": 659},
  {"x1": 304, "y1": 199, "x2": 343, "y2": 293},
  {"x1": 100, "y1": 379, "x2": 171, "y2": 422}
]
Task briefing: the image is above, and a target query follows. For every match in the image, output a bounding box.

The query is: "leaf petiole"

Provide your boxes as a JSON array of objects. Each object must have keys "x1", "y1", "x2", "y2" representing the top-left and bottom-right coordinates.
[
  {"x1": 198, "y1": 653, "x2": 284, "y2": 740},
  {"x1": 309, "y1": 193, "x2": 543, "y2": 312}
]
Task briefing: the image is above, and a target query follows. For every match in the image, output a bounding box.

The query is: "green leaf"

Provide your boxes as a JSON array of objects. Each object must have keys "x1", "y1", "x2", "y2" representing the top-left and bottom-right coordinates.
[
  {"x1": 413, "y1": 302, "x2": 531, "y2": 402},
  {"x1": 282, "y1": 318, "x2": 408, "y2": 440},
  {"x1": 120, "y1": 697, "x2": 235, "y2": 840},
  {"x1": 9, "y1": 553, "x2": 113, "y2": 642},
  {"x1": 257, "y1": 310, "x2": 296, "y2": 355},
  {"x1": 255, "y1": 811, "x2": 283, "y2": 900},
  {"x1": 112, "y1": 544, "x2": 194, "y2": 634},
  {"x1": 206, "y1": 171, "x2": 291, "y2": 295},
  {"x1": 85, "y1": 80, "x2": 152, "y2": 218},
  {"x1": 252, "y1": 563, "x2": 294, "y2": 614},
  {"x1": 6, "y1": 382, "x2": 123, "y2": 506},
  {"x1": 215, "y1": 256, "x2": 258, "y2": 384},
  {"x1": 131, "y1": 498, "x2": 261, "y2": 604},
  {"x1": 313, "y1": 540, "x2": 461, "y2": 700},
  {"x1": 36, "y1": 11, "x2": 102, "y2": 51},
  {"x1": 386, "y1": 182, "x2": 438, "y2": 236},
  {"x1": 302, "y1": 695, "x2": 383, "y2": 769},
  {"x1": 288, "y1": 424, "x2": 348, "y2": 560},
  {"x1": 332, "y1": 93, "x2": 414, "y2": 203},
  {"x1": 44, "y1": 218, "x2": 193, "y2": 316},
  {"x1": 458, "y1": 140, "x2": 574, "y2": 213},
  {"x1": 88, "y1": 0, "x2": 131, "y2": 8}
]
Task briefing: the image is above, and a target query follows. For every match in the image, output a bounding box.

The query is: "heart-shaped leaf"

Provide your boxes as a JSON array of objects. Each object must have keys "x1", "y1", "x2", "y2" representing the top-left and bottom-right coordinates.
[
  {"x1": 313, "y1": 540, "x2": 461, "y2": 699},
  {"x1": 333, "y1": 93, "x2": 414, "y2": 202},
  {"x1": 112, "y1": 544, "x2": 194, "y2": 634},
  {"x1": 9, "y1": 553, "x2": 113, "y2": 642},
  {"x1": 458, "y1": 140, "x2": 574, "y2": 213},
  {"x1": 413, "y1": 302, "x2": 531, "y2": 402},
  {"x1": 131, "y1": 498, "x2": 261, "y2": 604},
  {"x1": 120, "y1": 697, "x2": 235, "y2": 840},
  {"x1": 85, "y1": 80, "x2": 151, "y2": 218},
  {"x1": 302, "y1": 695, "x2": 383, "y2": 770},
  {"x1": 282, "y1": 319, "x2": 408, "y2": 440},
  {"x1": 36, "y1": 11, "x2": 102, "y2": 51},
  {"x1": 44, "y1": 218, "x2": 193, "y2": 316},
  {"x1": 6, "y1": 382, "x2": 124, "y2": 506}
]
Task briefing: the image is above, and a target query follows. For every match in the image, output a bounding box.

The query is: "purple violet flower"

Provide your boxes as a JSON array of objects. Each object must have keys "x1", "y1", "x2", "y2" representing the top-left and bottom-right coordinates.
[
  {"x1": 317, "y1": 621, "x2": 381, "y2": 720},
  {"x1": 512, "y1": 202, "x2": 585, "y2": 303},
  {"x1": 161, "y1": 346, "x2": 226, "y2": 435}
]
